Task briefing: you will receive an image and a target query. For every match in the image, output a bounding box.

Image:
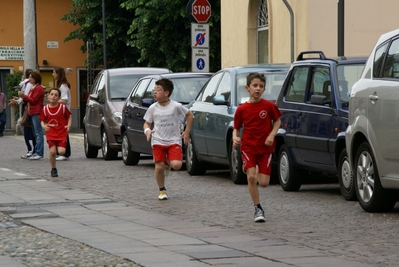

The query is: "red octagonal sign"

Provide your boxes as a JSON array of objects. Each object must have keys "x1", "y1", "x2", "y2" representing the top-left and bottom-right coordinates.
[{"x1": 192, "y1": 0, "x2": 211, "y2": 23}]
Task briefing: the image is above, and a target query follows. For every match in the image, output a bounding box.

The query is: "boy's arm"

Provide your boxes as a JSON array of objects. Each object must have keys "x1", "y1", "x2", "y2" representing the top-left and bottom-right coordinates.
[
  {"x1": 66, "y1": 115, "x2": 72, "y2": 132},
  {"x1": 232, "y1": 128, "x2": 241, "y2": 148},
  {"x1": 143, "y1": 121, "x2": 154, "y2": 142},
  {"x1": 41, "y1": 120, "x2": 49, "y2": 133},
  {"x1": 265, "y1": 118, "x2": 281, "y2": 146},
  {"x1": 182, "y1": 111, "x2": 193, "y2": 146}
]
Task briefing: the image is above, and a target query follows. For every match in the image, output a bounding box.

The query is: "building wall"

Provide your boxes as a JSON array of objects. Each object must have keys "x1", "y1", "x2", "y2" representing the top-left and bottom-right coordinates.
[
  {"x1": 221, "y1": 0, "x2": 399, "y2": 67},
  {"x1": 0, "y1": 0, "x2": 87, "y2": 130}
]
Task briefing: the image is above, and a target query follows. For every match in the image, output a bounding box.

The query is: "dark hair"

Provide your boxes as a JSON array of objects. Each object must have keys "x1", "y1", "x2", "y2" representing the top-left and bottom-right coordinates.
[
  {"x1": 24, "y1": 69, "x2": 33, "y2": 79},
  {"x1": 155, "y1": 78, "x2": 174, "y2": 96},
  {"x1": 54, "y1": 66, "x2": 71, "y2": 88},
  {"x1": 30, "y1": 71, "x2": 42, "y2": 84},
  {"x1": 49, "y1": 88, "x2": 61, "y2": 97},
  {"x1": 246, "y1": 72, "x2": 266, "y2": 86}
]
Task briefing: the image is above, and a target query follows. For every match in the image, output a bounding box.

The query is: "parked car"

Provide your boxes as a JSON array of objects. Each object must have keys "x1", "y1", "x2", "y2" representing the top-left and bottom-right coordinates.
[
  {"x1": 275, "y1": 51, "x2": 366, "y2": 200},
  {"x1": 186, "y1": 64, "x2": 290, "y2": 184},
  {"x1": 120, "y1": 72, "x2": 212, "y2": 165},
  {"x1": 83, "y1": 67, "x2": 171, "y2": 160},
  {"x1": 346, "y1": 29, "x2": 399, "y2": 212}
]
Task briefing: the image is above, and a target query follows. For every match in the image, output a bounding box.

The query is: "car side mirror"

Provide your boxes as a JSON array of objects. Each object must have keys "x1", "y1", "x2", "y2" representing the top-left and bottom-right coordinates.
[
  {"x1": 89, "y1": 93, "x2": 98, "y2": 101},
  {"x1": 142, "y1": 98, "x2": 154, "y2": 107},
  {"x1": 310, "y1": 94, "x2": 330, "y2": 105},
  {"x1": 213, "y1": 95, "x2": 229, "y2": 105}
]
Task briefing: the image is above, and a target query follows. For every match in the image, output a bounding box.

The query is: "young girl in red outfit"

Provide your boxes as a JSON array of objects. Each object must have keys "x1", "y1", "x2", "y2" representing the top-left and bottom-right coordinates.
[
  {"x1": 233, "y1": 72, "x2": 282, "y2": 223},
  {"x1": 39, "y1": 88, "x2": 72, "y2": 177}
]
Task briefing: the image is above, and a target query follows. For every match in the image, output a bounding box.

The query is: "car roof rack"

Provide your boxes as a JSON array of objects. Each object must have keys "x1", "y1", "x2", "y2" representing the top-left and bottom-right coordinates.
[{"x1": 296, "y1": 51, "x2": 327, "y2": 61}]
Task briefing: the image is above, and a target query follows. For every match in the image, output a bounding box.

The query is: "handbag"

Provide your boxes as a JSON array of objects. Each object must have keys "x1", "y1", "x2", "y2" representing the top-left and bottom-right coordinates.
[{"x1": 20, "y1": 105, "x2": 31, "y2": 127}]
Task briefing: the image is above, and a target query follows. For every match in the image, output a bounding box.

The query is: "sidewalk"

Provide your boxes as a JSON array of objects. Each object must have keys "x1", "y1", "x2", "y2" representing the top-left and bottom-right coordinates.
[{"x1": 0, "y1": 166, "x2": 373, "y2": 267}]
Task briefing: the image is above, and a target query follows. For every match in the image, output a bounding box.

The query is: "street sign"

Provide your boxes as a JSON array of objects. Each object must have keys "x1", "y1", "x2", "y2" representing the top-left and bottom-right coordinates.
[
  {"x1": 192, "y1": 0, "x2": 211, "y2": 23},
  {"x1": 192, "y1": 48, "x2": 209, "y2": 72},
  {"x1": 191, "y1": 23, "x2": 209, "y2": 48}
]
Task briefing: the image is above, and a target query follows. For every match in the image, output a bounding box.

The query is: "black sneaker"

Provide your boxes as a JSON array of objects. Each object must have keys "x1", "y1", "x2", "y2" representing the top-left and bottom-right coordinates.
[
  {"x1": 254, "y1": 207, "x2": 265, "y2": 222},
  {"x1": 51, "y1": 168, "x2": 58, "y2": 177}
]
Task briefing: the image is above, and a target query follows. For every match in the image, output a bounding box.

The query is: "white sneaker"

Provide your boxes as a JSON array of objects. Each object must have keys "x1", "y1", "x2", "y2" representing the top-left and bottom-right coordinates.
[
  {"x1": 158, "y1": 190, "x2": 168, "y2": 200},
  {"x1": 56, "y1": 156, "x2": 69, "y2": 161},
  {"x1": 28, "y1": 154, "x2": 43, "y2": 160}
]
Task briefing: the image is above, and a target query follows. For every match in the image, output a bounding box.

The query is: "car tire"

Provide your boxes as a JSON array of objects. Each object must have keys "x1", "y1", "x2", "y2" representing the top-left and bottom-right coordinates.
[
  {"x1": 354, "y1": 142, "x2": 396, "y2": 212},
  {"x1": 338, "y1": 148, "x2": 356, "y2": 201},
  {"x1": 229, "y1": 140, "x2": 247, "y2": 184},
  {"x1": 121, "y1": 132, "x2": 140, "y2": 166},
  {"x1": 101, "y1": 130, "x2": 118, "y2": 160},
  {"x1": 84, "y1": 130, "x2": 98, "y2": 158},
  {"x1": 186, "y1": 137, "x2": 206, "y2": 175},
  {"x1": 278, "y1": 144, "x2": 301, "y2": 191}
]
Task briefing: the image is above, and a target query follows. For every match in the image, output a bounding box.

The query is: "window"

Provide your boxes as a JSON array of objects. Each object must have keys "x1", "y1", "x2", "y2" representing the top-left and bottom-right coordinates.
[
  {"x1": 308, "y1": 67, "x2": 330, "y2": 102},
  {"x1": 130, "y1": 79, "x2": 151, "y2": 104},
  {"x1": 373, "y1": 42, "x2": 388, "y2": 78},
  {"x1": 285, "y1": 66, "x2": 308, "y2": 102},
  {"x1": 215, "y1": 72, "x2": 231, "y2": 102},
  {"x1": 382, "y1": 38, "x2": 399, "y2": 79},
  {"x1": 258, "y1": 0, "x2": 269, "y2": 63},
  {"x1": 200, "y1": 72, "x2": 223, "y2": 103}
]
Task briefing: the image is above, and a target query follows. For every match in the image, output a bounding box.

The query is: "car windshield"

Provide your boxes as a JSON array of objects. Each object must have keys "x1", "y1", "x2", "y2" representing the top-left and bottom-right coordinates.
[
  {"x1": 236, "y1": 71, "x2": 287, "y2": 104},
  {"x1": 170, "y1": 77, "x2": 210, "y2": 104},
  {"x1": 109, "y1": 75, "x2": 143, "y2": 100},
  {"x1": 336, "y1": 63, "x2": 365, "y2": 102}
]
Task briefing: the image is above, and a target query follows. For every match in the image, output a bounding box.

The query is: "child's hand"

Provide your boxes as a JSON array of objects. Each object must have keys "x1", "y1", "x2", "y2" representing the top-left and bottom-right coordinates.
[
  {"x1": 265, "y1": 134, "x2": 275, "y2": 146},
  {"x1": 65, "y1": 125, "x2": 70, "y2": 132},
  {"x1": 43, "y1": 124, "x2": 49, "y2": 132},
  {"x1": 146, "y1": 129, "x2": 154, "y2": 142},
  {"x1": 233, "y1": 136, "x2": 241, "y2": 148},
  {"x1": 181, "y1": 131, "x2": 190, "y2": 146}
]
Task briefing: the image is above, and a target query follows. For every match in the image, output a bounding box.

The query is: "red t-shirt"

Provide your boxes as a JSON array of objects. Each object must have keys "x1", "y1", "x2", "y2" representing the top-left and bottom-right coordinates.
[
  {"x1": 39, "y1": 104, "x2": 71, "y2": 141},
  {"x1": 234, "y1": 99, "x2": 282, "y2": 154}
]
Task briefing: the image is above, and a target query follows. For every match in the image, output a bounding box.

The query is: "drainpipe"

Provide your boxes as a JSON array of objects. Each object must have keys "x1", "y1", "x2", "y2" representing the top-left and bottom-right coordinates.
[
  {"x1": 337, "y1": 0, "x2": 344, "y2": 56},
  {"x1": 282, "y1": 0, "x2": 294, "y2": 62}
]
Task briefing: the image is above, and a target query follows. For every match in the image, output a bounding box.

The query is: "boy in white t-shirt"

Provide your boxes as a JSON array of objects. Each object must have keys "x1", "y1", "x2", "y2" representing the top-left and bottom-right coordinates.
[{"x1": 143, "y1": 78, "x2": 193, "y2": 200}]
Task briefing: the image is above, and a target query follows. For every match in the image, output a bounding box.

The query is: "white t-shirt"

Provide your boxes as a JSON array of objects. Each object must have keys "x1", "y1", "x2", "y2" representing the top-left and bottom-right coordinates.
[
  {"x1": 59, "y1": 83, "x2": 71, "y2": 110},
  {"x1": 18, "y1": 79, "x2": 33, "y2": 104},
  {"x1": 144, "y1": 100, "x2": 188, "y2": 147}
]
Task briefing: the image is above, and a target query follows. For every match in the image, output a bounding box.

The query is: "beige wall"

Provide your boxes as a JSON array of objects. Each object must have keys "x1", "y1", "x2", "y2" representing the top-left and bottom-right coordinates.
[{"x1": 221, "y1": 0, "x2": 399, "y2": 67}]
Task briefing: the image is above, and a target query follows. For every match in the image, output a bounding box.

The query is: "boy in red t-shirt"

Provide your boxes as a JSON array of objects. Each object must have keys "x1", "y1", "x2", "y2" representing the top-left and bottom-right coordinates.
[
  {"x1": 39, "y1": 88, "x2": 72, "y2": 177},
  {"x1": 233, "y1": 72, "x2": 282, "y2": 223}
]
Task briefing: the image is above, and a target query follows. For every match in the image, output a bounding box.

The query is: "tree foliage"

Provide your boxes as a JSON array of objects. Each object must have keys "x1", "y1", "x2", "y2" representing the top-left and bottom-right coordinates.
[{"x1": 62, "y1": 0, "x2": 221, "y2": 72}]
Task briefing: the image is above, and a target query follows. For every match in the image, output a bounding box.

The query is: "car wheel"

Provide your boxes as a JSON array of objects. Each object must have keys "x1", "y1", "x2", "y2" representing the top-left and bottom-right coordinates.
[
  {"x1": 354, "y1": 142, "x2": 396, "y2": 212},
  {"x1": 185, "y1": 137, "x2": 206, "y2": 175},
  {"x1": 84, "y1": 130, "x2": 98, "y2": 158},
  {"x1": 229, "y1": 140, "x2": 247, "y2": 184},
  {"x1": 278, "y1": 144, "x2": 301, "y2": 191},
  {"x1": 101, "y1": 130, "x2": 118, "y2": 160},
  {"x1": 121, "y1": 132, "x2": 140, "y2": 166},
  {"x1": 338, "y1": 148, "x2": 356, "y2": 201}
]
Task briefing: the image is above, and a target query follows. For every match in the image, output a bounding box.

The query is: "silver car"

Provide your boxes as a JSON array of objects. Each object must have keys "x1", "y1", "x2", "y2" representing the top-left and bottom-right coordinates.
[
  {"x1": 83, "y1": 67, "x2": 171, "y2": 160},
  {"x1": 346, "y1": 28, "x2": 399, "y2": 212}
]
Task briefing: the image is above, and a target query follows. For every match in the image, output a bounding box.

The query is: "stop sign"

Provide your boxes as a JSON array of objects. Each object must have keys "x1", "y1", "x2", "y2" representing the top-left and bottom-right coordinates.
[{"x1": 192, "y1": 0, "x2": 211, "y2": 23}]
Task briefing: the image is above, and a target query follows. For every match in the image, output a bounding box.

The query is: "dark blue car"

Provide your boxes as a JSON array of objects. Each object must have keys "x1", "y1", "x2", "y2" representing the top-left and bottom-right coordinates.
[{"x1": 275, "y1": 51, "x2": 366, "y2": 200}]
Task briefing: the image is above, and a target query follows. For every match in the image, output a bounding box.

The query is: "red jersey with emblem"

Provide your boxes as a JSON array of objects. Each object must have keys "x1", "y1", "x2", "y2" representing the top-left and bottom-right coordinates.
[
  {"x1": 234, "y1": 99, "x2": 282, "y2": 154},
  {"x1": 39, "y1": 104, "x2": 71, "y2": 141}
]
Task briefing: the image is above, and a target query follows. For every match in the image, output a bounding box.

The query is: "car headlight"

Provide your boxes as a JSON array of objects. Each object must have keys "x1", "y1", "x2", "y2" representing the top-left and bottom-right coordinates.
[{"x1": 111, "y1": 111, "x2": 122, "y2": 124}]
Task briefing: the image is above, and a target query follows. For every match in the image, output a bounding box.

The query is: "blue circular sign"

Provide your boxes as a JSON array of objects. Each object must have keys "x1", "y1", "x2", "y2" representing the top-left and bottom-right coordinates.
[
  {"x1": 196, "y1": 58, "x2": 205, "y2": 70},
  {"x1": 196, "y1": 33, "x2": 205, "y2": 46}
]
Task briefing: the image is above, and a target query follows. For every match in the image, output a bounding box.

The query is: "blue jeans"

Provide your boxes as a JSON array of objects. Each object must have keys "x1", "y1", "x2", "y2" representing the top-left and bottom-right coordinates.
[
  {"x1": 0, "y1": 109, "x2": 6, "y2": 135},
  {"x1": 30, "y1": 114, "x2": 44, "y2": 157}
]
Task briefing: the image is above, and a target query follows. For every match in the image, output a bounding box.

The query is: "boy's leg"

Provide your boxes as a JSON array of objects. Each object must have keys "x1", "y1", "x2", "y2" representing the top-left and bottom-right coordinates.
[
  {"x1": 48, "y1": 145, "x2": 57, "y2": 169},
  {"x1": 247, "y1": 167, "x2": 260, "y2": 204},
  {"x1": 167, "y1": 144, "x2": 183, "y2": 170},
  {"x1": 152, "y1": 145, "x2": 168, "y2": 200},
  {"x1": 154, "y1": 161, "x2": 166, "y2": 189}
]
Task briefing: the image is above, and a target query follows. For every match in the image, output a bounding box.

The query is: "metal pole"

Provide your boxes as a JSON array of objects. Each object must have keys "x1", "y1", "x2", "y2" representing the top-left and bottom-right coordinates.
[
  {"x1": 34, "y1": 0, "x2": 39, "y2": 70},
  {"x1": 338, "y1": 0, "x2": 344, "y2": 56},
  {"x1": 102, "y1": 0, "x2": 107, "y2": 69},
  {"x1": 282, "y1": 0, "x2": 294, "y2": 63}
]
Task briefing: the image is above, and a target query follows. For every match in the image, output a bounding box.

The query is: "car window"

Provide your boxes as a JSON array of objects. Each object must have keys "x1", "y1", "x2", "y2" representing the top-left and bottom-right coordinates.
[
  {"x1": 263, "y1": 73, "x2": 286, "y2": 101},
  {"x1": 130, "y1": 78, "x2": 151, "y2": 104},
  {"x1": 285, "y1": 66, "x2": 308, "y2": 102},
  {"x1": 171, "y1": 77, "x2": 210, "y2": 104},
  {"x1": 91, "y1": 73, "x2": 103, "y2": 95},
  {"x1": 143, "y1": 79, "x2": 156, "y2": 100},
  {"x1": 97, "y1": 75, "x2": 106, "y2": 104},
  {"x1": 215, "y1": 72, "x2": 231, "y2": 102},
  {"x1": 337, "y1": 63, "x2": 365, "y2": 102},
  {"x1": 109, "y1": 75, "x2": 142, "y2": 100},
  {"x1": 381, "y1": 38, "x2": 399, "y2": 79},
  {"x1": 308, "y1": 66, "x2": 330, "y2": 102},
  {"x1": 199, "y1": 72, "x2": 223, "y2": 102},
  {"x1": 373, "y1": 42, "x2": 389, "y2": 78}
]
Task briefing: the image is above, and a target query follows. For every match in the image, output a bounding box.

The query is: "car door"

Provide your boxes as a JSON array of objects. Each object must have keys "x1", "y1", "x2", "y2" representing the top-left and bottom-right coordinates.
[
  {"x1": 190, "y1": 72, "x2": 224, "y2": 156},
  {"x1": 367, "y1": 38, "x2": 399, "y2": 179},
  {"x1": 205, "y1": 71, "x2": 232, "y2": 158},
  {"x1": 124, "y1": 78, "x2": 154, "y2": 153},
  {"x1": 296, "y1": 65, "x2": 335, "y2": 168},
  {"x1": 86, "y1": 72, "x2": 106, "y2": 146}
]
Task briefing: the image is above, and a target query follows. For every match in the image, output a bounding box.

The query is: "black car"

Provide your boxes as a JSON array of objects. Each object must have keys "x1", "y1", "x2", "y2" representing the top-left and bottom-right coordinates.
[
  {"x1": 275, "y1": 51, "x2": 366, "y2": 200},
  {"x1": 120, "y1": 72, "x2": 212, "y2": 165}
]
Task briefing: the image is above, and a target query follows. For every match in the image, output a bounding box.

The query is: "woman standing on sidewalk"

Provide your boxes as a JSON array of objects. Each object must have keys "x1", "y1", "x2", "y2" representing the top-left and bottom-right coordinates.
[
  {"x1": 18, "y1": 71, "x2": 45, "y2": 160},
  {"x1": 52, "y1": 66, "x2": 71, "y2": 161}
]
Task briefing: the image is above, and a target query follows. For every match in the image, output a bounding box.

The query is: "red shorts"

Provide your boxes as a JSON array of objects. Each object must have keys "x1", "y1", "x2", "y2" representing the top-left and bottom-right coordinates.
[
  {"x1": 152, "y1": 144, "x2": 182, "y2": 163},
  {"x1": 47, "y1": 140, "x2": 67, "y2": 149},
  {"x1": 241, "y1": 150, "x2": 272, "y2": 175}
]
